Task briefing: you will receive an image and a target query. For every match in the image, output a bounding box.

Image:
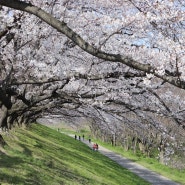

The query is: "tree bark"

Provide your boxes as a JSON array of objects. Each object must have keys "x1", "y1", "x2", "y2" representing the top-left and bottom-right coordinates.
[
  {"x1": 0, "y1": 134, "x2": 6, "y2": 147},
  {"x1": 0, "y1": 105, "x2": 8, "y2": 128}
]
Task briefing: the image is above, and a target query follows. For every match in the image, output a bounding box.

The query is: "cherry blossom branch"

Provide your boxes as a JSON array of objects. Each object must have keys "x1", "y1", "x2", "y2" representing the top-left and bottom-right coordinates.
[{"x1": 1, "y1": 0, "x2": 185, "y2": 90}]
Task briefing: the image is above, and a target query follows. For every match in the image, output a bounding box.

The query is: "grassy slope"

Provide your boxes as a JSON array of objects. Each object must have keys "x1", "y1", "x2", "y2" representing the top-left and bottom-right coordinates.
[
  {"x1": 0, "y1": 124, "x2": 149, "y2": 185},
  {"x1": 92, "y1": 139, "x2": 185, "y2": 185},
  {"x1": 38, "y1": 122, "x2": 185, "y2": 185}
]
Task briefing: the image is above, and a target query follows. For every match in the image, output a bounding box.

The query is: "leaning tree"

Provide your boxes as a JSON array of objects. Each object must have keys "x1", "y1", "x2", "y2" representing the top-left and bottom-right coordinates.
[{"x1": 0, "y1": 0, "x2": 185, "y2": 165}]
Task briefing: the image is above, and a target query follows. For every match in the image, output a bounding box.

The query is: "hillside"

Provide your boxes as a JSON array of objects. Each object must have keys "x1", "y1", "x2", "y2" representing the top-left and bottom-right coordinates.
[{"x1": 0, "y1": 123, "x2": 149, "y2": 185}]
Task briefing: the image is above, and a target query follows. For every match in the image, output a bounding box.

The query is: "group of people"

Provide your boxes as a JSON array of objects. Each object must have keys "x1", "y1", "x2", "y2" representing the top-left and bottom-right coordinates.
[
  {"x1": 75, "y1": 134, "x2": 85, "y2": 141},
  {"x1": 74, "y1": 134, "x2": 98, "y2": 151},
  {"x1": 92, "y1": 143, "x2": 99, "y2": 151}
]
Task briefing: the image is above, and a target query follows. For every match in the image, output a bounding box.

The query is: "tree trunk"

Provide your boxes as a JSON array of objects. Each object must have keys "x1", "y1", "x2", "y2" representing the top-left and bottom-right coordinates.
[
  {"x1": 113, "y1": 133, "x2": 117, "y2": 146},
  {"x1": 159, "y1": 143, "x2": 165, "y2": 164},
  {"x1": 138, "y1": 142, "x2": 145, "y2": 153},
  {"x1": 0, "y1": 105, "x2": 8, "y2": 128},
  {"x1": 132, "y1": 137, "x2": 137, "y2": 154},
  {"x1": 158, "y1": 135, "x2": 165, "y2": 164},
  {"x1": 123, "y1": 137, "x2": 129, "y2": 151},
  {"x1": 0, "y1": 134, "x2": 6, "y2": 147}
]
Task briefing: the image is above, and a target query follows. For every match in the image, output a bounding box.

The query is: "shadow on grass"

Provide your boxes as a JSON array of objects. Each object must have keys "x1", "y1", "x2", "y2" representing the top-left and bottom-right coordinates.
[
  {"x1": 0, "y1": 168, "x2": 44, "y2": 185},
  {"x1": 19, "y1": 143, "x2": 33, "y2": 156},
  {"x1": 0, "y1": 173, "x2": 26, "y2": 184},
  {"x1": 0, "y1": 143, "x2": 35, "y2": 184},
  {"x1": 0, "y1": 152, "x2": 25, "y2": 184},
  {"x1": 0, "y1": 150, "x2": 23, "y2": 167}
]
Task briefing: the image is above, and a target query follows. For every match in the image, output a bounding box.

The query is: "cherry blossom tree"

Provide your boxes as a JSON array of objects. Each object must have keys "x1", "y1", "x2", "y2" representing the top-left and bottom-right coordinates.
[{"x1": 0, "y1": 0, "x2": 185, "y2": 166}]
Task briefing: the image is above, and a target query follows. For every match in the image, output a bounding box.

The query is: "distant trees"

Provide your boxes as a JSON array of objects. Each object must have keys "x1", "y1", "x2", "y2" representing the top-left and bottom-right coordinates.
[{"x1": 0, "y1": 0, "x2": 185, "y2": 166}]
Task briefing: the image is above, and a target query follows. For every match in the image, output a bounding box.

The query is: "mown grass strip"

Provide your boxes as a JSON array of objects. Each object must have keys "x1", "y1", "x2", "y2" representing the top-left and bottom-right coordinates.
[{"x1": 0, "y1": 123, "x2": 150, "y2": 185}]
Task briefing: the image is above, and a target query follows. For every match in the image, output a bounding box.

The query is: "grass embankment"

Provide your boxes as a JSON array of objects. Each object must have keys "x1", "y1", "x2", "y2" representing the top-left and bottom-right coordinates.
[
  {"x1": 40, "y1": 123, "x2": 185, "y2": 185},
  {"x1": 0, "y1": 124, "x2": 149, "y2": 185},
  {"x1": 92, "y1": 139, "x2": 185, "y2": 185}
]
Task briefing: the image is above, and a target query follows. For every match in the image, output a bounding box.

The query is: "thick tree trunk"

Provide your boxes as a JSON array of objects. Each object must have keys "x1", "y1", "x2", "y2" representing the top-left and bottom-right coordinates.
[
  {"x1": 0, "y1": 105, "x2": 8, "y2": 128},
  {"x1": 0, "y1": 134, "x2": 6, "y2": 147}
]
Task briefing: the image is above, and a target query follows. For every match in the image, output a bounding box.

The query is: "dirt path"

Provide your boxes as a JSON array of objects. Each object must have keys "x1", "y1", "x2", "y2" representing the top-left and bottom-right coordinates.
[{"x1": 70, "y1": 135, "x2": 180, "y2": 185}]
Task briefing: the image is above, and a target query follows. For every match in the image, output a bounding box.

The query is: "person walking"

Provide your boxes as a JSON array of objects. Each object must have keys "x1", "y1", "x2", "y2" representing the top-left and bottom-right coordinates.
[
  {"x1": 89, "y1": 138, "x2": 91, "y2": 143},
  {"x1": 96, "y1": 143, "x2": 99, "y2": 151},
  {"x1": 92, "y1": 143, "x2": 96, "y2": 151}
]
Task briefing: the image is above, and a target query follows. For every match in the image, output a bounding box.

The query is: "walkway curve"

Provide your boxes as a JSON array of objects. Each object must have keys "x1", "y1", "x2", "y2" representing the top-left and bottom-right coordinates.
[{"x1": 69, "y1": 134, "x2": 180, "y2": 185}]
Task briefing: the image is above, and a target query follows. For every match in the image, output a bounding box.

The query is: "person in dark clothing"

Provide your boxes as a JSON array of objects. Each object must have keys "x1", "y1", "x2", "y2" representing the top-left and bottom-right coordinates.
[
  {"x1": 79, "y1": 135, "x2": 81, "y2": 140},
  {"x1": 75, "y1": 135, "x2": 77, "y2": 140},
  {"x1": 82, "y1": 134, "x2": 85, "y2": 140}
]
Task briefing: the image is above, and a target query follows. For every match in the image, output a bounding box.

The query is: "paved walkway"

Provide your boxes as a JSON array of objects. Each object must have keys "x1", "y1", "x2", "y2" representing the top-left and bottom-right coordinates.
[{"x1": 70, "y1": 135, "x2": 180, "y2": 185}]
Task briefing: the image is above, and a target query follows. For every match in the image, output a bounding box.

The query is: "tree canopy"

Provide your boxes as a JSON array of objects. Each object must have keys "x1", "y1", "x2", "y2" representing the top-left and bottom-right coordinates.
[{"x1": 0, "y1": 0, "x2": 185, "y2": 165}]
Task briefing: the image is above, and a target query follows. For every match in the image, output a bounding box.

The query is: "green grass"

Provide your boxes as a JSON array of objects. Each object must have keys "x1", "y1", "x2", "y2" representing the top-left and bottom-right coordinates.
[
  {"x1": 0, "y1": 123, "x2": 150, "y2": 185},
  {"x1": 92, "y1": 139, "x2": 185, "y2": 185},
  {"x1": 49, "y1": 122, "x2": 184, "y2": 185}
]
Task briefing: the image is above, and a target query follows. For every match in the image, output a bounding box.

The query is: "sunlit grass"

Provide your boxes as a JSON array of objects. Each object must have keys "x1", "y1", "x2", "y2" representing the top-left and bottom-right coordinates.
[
  {"x1": 52, "y1": 124, "x2": 185, "y2": 185},
  {"x1": 0, "y1": 123, "x2": 149, "y2": 185},
  {"x1": 91, "y1": 139, "x2": 185, "y2": 185}
]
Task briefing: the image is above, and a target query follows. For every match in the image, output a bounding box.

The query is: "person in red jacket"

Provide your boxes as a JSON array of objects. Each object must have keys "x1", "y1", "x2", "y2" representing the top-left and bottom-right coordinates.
[
  {"x1": 92, "y1": 143, "x2": 99, "y2": 151},
  {"x1": 93, "y1": 143, "x2": 96, "y2": 151},
  {"x1": 95, "y1": 143, "x2": 99, "y2": 150}
]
